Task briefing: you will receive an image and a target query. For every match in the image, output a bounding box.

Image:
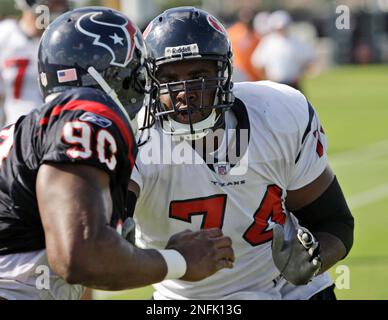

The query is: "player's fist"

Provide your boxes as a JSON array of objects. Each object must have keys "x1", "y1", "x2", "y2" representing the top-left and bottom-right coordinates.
[
  {"x1": 271, "y1": 224, "x2": 321, "y2": 285},
  {"x1": 165, "y1": 228, "x2": 235, "y2": 282}
]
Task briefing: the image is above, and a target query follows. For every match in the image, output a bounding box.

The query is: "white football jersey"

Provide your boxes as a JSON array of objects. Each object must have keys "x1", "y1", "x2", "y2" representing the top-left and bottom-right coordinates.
[
  {"x1": 131, "y1": 81, "x2": 332, "y2": 300},
  {"x1": 0, "y1": 19, "x2": 42, "y2": 125}
]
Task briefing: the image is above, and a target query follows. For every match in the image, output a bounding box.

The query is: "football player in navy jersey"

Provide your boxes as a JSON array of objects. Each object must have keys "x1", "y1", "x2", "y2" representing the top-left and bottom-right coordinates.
[
  {"x1": 130, "y1": 7, "x2": 354, "y2": 300},
  {"x1": 0, "y1": 7, "x2": 234, "y2": 300}
]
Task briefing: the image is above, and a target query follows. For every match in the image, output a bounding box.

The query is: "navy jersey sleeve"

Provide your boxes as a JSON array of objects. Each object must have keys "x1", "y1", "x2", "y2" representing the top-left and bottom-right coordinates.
[{"x1": 36, "y1": 88, "x2": 137, "y2": 180}]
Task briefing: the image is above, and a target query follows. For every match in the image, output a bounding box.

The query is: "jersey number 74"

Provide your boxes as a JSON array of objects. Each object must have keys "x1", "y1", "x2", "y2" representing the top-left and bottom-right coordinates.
[{"x1": 169, "y1": 185, "x2": 286, "y2": 246}]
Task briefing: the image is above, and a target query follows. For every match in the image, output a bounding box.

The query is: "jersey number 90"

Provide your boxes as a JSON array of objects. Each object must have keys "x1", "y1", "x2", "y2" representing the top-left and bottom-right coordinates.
[{"x1": 62, "y1": 121, "x2": 117, "y2": 171}]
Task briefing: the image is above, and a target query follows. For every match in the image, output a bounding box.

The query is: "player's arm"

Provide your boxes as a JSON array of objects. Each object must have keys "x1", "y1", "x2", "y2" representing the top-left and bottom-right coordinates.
[
  {"x1": 285, "y1": 165, "x2": 353, "y2": 273},
  {"x1": 126, "y1": 179, "x2": 235, "y2": 282},
  {"x1": 37, "y1": 163, "x2": 234, "y2": 290},
  {"x1": 270, "y1": 96, "x2": 354, "y2": 285},
  {"x1": 272, "y1": 166, "x2": 354, "y2": 285}
]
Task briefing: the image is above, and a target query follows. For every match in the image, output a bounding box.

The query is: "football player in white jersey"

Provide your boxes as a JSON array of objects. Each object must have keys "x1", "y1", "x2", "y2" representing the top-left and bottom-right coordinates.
[
  {"x1": 129, "y1": 7, "x2": 354, "y2": 300},
  {"x1": 0, "y1": 0, "x2": 69, "y2": 126}
]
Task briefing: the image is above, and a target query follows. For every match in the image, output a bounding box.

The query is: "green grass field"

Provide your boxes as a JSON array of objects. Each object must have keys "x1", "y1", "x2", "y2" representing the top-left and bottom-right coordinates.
[
  {"x1": 95, "y1": 65, "x2": 388, "y2": 300},
  {"x1": 306, "y1": 65, "x2": 388, "y2": 299}
]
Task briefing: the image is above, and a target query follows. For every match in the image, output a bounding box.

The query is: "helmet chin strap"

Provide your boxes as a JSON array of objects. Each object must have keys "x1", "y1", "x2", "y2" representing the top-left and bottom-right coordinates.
[
  {"x1": 163, "y1": 109, "x2": 220, "y2": 141},
  {"x1": 87, "y1": 67, "x2": 138, "y2": 133}
]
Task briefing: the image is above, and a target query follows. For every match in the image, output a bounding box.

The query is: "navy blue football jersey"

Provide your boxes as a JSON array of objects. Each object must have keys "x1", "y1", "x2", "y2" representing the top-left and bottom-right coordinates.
[{"x1": 0, "y1": 87, "x2": 137, "y2": 254}]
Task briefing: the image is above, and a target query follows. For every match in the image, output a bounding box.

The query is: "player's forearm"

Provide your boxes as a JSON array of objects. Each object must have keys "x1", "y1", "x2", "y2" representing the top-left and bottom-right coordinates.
[
  {"x1": 314, "y1": 232, "x2": 346, "y2": 274},
  {"x1": 62, "y1": 227, "x2": 167, "y2": 290}
]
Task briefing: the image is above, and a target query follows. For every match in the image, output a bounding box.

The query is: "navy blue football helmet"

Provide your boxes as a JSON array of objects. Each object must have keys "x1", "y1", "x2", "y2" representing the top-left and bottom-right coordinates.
[
  {"x1": 143, "y1": 7, "x2": 234, "y2": 140},
  {"x1": 38, "y1": 7, "x2": 155, "y2": 127}
]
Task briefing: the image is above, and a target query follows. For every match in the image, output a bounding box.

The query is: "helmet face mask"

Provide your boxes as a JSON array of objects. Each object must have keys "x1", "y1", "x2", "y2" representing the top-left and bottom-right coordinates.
[
  {"x1": 156, "y1": 59, "x2": 219, "y2": 122},
  {"x1": 144, "y1": 6, "x2": 234, "y2": 140},
  {"x1": 38, "y1": 7, "x2": 156, "y2": 125}
]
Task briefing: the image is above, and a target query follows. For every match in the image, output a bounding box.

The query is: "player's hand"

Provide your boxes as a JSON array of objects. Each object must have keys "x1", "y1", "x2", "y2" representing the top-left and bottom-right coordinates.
[
  {"x1": 165, "y1": 228, "x2": 235, "y2": 282},
  {"x1": 271, "y1": 224, "x2": 322, "y2": 285}
]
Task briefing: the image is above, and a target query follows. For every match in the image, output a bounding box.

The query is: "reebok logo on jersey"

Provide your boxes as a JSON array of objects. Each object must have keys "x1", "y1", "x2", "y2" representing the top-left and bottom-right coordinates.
[{"x1": 79, "y1": 112, "x2": 112, "y2": 128}]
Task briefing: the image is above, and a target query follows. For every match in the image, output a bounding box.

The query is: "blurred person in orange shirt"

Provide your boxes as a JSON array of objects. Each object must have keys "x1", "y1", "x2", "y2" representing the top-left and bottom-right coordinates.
[{"x1": 227, "y1": 8, "x2": 264, "y2": 82}]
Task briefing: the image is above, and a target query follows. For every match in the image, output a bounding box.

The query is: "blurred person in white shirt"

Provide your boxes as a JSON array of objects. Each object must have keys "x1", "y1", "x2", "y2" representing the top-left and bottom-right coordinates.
[
  {"x1": 251, "y1": 10, "x2": 315, "y2": 91},
  {"x1": 0, "y1": 0, "x2": 69, "y2": 126},
  {"x1": 253, "y1": 11, "x2": 270, "y2": 38}
]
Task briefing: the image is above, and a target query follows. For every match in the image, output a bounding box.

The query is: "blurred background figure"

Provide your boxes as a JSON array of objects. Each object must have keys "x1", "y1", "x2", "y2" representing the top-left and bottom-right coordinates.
[
  {"x1": 227, "y1": 7, "x2": 263, "y2": 82},
  {"x1": 251, "y1": 10, "x2": 315, "y2": 91},
  {"x1": 253, "y1": 11, "x2": 270, "y2": 38},
  {"x1": 0, "y1": 0, "x2": 69, "y2": 126}
]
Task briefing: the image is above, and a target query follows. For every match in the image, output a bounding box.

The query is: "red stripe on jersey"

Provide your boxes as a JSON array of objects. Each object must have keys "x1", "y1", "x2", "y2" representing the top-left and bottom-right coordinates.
[
  {"x1": 316, "y1": 140, "x2": 324, "y2": 157},
  {"x1": 42, "y1": 100, "x2": 134, "y2": 166},
  {"x1": 39, "y1": 117, "x2": 49, "y2": 126}
]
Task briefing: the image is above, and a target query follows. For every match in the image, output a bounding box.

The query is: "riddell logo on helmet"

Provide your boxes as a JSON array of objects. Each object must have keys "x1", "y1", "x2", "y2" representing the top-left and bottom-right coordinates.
[{"x1": 165, "y1": 44, "x2": 199, "y2": 57}]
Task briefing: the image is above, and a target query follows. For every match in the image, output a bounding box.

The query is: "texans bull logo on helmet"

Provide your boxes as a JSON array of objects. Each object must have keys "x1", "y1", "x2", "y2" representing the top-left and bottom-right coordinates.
[{"x1": 76, "y1": 11, "x2": 137, "y2": 67}]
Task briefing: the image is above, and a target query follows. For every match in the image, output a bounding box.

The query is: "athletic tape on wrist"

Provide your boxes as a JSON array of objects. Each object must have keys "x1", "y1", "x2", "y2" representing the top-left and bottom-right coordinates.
[{"x1": 157, "y1": 249, "x2": 187, "y2": 280}]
